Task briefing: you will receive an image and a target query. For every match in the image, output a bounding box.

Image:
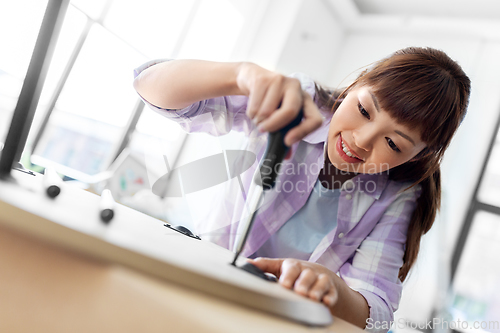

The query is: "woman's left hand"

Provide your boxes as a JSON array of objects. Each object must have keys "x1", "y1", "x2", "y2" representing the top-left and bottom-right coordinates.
[{"x1": 249, "y1": 257, "x2": 338, "y2": 307}]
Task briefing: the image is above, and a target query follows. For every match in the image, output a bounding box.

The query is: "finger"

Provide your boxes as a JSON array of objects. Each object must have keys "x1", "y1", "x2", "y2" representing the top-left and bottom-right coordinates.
[
  {"x1": 322, "y1": 285, "x2": 339, "y2": 308},
  {"x1": 293, "y1": 268, "x2": 318, "y2": 297},
  {"x1": 279, "y1": 259, "x2": 302, "y2": 289},
  {"x1": 256, "y1": 76, "x2": 302, "y2": 125},
  {"x1": 253, "y1": 80, "x2": 283, "y2": 124},
  {"x1": 246, "y1": 84, "x2": 268, "y2": 119},
  {"x1": 257, "y1": 108, "x2": 299, "y2": 135},
  {"x1": 249, "y1": 257, "x2": 284, "y2": 277},
  {"x1": 258, "y1": 86, "x2": 303, "y2": 133},
  {"x1": 283, "y1": 117, "x2": 322, "y2": 146},
  {"x1": 308, "y1": 273, "x2": 332, "y2": 302},
  {"x1": 284, "y1": 93, "x2": 324, "y2": 146}
]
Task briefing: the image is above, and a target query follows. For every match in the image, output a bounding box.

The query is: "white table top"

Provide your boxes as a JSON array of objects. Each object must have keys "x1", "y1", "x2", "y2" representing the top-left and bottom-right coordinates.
[{"x1": 0, "y1": 169, "x2": 335, "y2": 327}]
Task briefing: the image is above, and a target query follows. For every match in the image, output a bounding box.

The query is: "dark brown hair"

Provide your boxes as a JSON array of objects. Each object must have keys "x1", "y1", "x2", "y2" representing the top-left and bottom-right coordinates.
[{"x1": 316, "y1": 47, "x2": 471, "y2": 281}]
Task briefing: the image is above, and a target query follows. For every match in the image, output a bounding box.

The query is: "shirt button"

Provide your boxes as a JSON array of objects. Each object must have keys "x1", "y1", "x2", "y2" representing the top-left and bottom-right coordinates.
[
  {"x1": 345, "y1": 194, "x2": 352, "y2": 200},
  {"x1": 344, "y1": 181, "x2": 354, "y2": 190},
  {"x1": 338, "y1": 232, "x2": 345, "y2": 239}
]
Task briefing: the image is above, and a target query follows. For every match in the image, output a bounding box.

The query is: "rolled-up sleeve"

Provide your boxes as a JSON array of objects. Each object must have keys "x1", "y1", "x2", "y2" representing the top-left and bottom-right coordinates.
[
  {"x1": 133, "y1": 59, "x2": 253, "y2": 136},
  {"x1": 339, "y1": 186, "x2": 420, "y2": 333}
]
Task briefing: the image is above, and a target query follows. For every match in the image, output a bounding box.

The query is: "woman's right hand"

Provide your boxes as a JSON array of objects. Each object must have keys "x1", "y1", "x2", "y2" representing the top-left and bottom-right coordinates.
[{"x1": 236, "y1": 62, "x2": 324, "y2": 146}]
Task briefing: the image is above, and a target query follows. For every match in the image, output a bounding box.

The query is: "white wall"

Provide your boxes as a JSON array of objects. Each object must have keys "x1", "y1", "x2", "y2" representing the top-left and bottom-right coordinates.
[
  {"x1": 246, "y1": 0, "x2": 344, "y2": 83},
  {"x1": 246, "y1": 0, "x2": 304, "y2": 70},
  {"x1": 267, "y1": 3, "x2": 500, "y2": 326},
  {"x1": 275, "y1": 0, "x2": 344, "y2": 84}
]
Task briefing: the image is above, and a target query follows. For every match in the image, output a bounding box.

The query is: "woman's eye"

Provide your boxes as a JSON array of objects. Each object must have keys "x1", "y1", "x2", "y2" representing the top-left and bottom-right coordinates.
[
  {"x1": 386, "y1": 137, "x2": 401, "y2": 152},
  {"x1": 358, "y1": 103, "x2": 370, "y2": 119}
]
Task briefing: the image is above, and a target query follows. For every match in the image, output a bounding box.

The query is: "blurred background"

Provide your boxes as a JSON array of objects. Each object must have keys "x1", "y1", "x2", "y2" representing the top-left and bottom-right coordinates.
[{"x1": 1, "y1": 0, "x2": 499, "y2": 332}]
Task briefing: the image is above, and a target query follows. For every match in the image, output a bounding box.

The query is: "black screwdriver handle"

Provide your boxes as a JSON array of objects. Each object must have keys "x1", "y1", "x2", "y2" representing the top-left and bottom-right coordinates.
[{"x1": 258, "y1": 110, "x2": 304, "y2": 190}]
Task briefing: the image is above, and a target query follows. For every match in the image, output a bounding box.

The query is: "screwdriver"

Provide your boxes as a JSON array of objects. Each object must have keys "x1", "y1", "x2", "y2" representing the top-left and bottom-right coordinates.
[{"x1": 231, "y1": 110, "x2": 304, "y2": 266}]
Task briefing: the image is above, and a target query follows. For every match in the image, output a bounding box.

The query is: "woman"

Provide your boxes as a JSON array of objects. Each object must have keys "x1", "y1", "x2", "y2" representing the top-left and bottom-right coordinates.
[{"x1": 133, "y1": 47, "x2": 470, "y2": 331}]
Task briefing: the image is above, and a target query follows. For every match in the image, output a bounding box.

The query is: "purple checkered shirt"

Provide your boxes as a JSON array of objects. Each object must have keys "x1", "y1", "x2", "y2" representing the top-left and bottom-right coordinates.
[{"x1": 134, "y1": 60, "x2": 421, "y2": 332}]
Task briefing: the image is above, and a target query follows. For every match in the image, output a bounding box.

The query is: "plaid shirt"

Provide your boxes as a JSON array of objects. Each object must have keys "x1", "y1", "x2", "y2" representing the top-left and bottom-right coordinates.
[{"x1": 134, "y1": 60, "x2": 421, "y2": 332}]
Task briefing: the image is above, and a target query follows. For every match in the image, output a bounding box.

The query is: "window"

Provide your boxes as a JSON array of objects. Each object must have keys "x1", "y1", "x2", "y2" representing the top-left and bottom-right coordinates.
[
  {"x1": 478, "y1": 127, "x2": 500, "y2": 207},
  {"x1": 176, "y1": 0, "x2": 244, "y2": 61},
  {"x1": 30, "y1": 0, "x2": 248, "y2": 179},
  {"x1": 32, "y1": 23, "x2": 147, "y2": 177},
  {"x1": 0, "y1": 0, "x2": 48, "y2": 145},
  {"x1": 10, "y1": 0, "x2": 264, "y2": 226},
  {"x1": 450, "y1": 115, "x2": 500, "y2": 332},
  {"x1": 451, "y1": 211, "x2": 500, "y2": 329},
  {"x1": 103, "y1": 0, "x2": 197, "y2": 59}
]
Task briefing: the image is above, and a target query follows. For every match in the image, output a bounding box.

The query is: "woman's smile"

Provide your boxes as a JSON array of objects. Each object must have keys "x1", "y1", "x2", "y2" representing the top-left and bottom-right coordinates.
[
  {"x1": 327, "y1": 86, "x2": 426, "y2": 174},
  {"x1": 336, "y1": 134, "x2": 364, "y2": 163}
]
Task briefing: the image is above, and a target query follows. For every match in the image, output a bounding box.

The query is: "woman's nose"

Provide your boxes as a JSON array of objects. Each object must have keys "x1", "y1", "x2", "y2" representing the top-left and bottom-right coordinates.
[{"x1": 353, "y1": 127, "x2": 375, "y2": 151}]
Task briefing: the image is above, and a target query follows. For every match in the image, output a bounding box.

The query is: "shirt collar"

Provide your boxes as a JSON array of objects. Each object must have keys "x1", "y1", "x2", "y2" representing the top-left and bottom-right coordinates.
[{"x1": 342, "y1": 173, "x2": 389, "y2": 200}]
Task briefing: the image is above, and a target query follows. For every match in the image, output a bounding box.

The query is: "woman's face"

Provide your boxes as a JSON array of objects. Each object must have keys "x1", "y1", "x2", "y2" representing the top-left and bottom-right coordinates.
[{"x1": 327, "y1": 85, "x2": 427, "y2": 174}]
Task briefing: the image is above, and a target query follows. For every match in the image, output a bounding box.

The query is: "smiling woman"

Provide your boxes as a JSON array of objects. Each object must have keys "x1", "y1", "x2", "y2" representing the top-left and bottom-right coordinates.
[
  {"x1": 316, "y1": 47, "x2": 471, "y2": 282},
  {"x1": 133, "y1": 46, "x2": 470, "y2": 332}
]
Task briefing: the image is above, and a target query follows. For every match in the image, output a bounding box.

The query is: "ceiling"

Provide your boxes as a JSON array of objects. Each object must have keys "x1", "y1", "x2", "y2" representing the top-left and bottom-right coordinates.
[
  {"x1": 352, "y1": 0, "x2": 500, "y2": 20},
  {"x1": 326, "y1": 0, "x2": 500, "y2": 39}
]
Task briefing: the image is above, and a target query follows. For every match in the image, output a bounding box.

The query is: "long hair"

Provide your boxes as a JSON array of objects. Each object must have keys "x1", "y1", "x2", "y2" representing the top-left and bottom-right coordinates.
[{"x1": 316, "y1": 47, "x2": 471, "y2": 281}]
